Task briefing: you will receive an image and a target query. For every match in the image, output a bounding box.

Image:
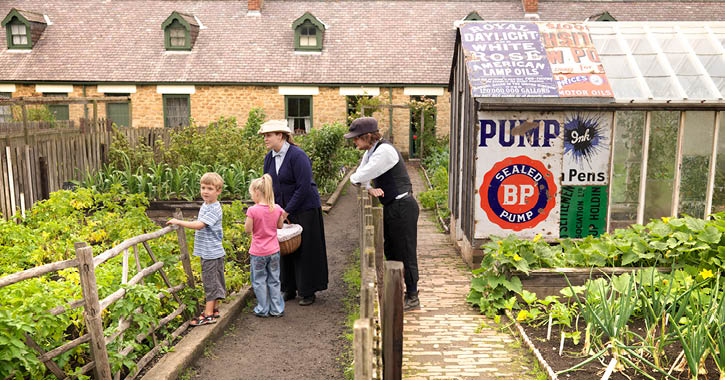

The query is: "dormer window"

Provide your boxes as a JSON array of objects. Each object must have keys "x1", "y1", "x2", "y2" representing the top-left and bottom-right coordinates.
[
  {"x1": 162, "y1": 11, "x2": 199, "y2": 51},
  {"x1": 464, "y1": 11, "x2": 483, "y2": 21},
  {"x1": 292, "y1": 12, "x2": 325, "y2": 52},
  {"x1": 2, "y1": 8, "x2": 47, "y2": 50}
]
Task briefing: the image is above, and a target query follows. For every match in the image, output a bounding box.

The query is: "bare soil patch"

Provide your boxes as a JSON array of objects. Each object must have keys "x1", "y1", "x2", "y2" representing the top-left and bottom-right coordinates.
[{"x1": 521, "y1": 318, "x2": 720, "y2": 379}]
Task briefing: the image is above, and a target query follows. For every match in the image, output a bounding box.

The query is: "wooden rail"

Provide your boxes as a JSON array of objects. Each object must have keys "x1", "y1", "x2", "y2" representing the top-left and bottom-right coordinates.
[
  {"x1": 353, "y1": 187, "x2": 403, "y2": 380},
  {"x1": 0, "y1": 209, "x2": 197, "y2": 380}
]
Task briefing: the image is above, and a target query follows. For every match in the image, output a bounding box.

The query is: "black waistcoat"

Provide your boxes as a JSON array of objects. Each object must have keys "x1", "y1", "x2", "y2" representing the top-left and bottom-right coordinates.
[{"x1": 372, "y1": 140, "x2": 412, "y2": 205}]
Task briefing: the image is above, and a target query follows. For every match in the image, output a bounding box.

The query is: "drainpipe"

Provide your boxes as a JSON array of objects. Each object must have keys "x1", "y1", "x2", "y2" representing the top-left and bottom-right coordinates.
[
  {"x1": 83, "y1": 84, "x2": 88, "y2": 119},
  {"x1": 388, "y1": 86, "x2": 393, "y2": 144}
]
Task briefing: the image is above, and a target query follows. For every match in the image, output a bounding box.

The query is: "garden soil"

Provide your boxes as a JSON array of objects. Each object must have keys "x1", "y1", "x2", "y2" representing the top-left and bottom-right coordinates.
[
  {"x1": 521, "y1": 318, "x2": 720, "y2": 379},
  {"x1": 187, "y1": 183, "x2": 359, "y2": 380}
]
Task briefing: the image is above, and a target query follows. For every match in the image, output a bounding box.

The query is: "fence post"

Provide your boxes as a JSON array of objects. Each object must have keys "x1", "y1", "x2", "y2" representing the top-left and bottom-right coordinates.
[
  {"x1": 382, "y1": 261, "x2": 404, "y2": 380},
  {"x1": 39, "y1": 156, "x2": 50, "y2": 200},
  {"x1": 372, "y1": 206, "x2": 384, "y2": 304},
  {"x1": 21, "y1": 103, "x2": 29, "y2": 145},
  {"x1": 354, "y1": 318, "x2": 373, "y2": 380},
  {"x1": 75, "y1": 242, "x2": 112, "y2": 380},
  {"x1": 174, "y1": 209, "x2": 196, "y2": 287}
]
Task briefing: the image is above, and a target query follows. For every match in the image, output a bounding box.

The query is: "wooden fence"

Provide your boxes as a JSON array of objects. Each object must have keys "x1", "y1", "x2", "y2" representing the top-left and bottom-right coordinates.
[
  {"x1": 354, "y1": 188, "x2": 404, "y2": 380},
  {"x1": 0, "y1": 209, "x2": 196, "y2": 380},
  {"x1": 0, "y1": 120, "x2": 179, "y2": 220}
]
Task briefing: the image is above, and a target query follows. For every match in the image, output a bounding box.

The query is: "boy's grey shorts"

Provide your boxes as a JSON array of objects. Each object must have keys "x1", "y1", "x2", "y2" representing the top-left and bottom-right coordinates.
[{"x1": 201, "y1": 257, "x2": 226, "y2": 302}]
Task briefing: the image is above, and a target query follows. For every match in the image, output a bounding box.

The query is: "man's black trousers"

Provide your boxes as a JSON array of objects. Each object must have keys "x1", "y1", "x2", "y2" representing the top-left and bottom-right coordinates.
[{"x1": 382, "y1": 195, "x2": 419, "y2": 295}]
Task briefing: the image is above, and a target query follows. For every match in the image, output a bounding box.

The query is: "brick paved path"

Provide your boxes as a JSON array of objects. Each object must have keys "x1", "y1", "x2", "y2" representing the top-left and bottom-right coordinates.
[{"x1": 403, "y1": 162, "x2": 536, "y2": 380}]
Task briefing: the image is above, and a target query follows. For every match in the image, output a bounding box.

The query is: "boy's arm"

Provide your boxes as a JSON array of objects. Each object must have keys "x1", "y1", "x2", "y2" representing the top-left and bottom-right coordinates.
[{"x1": 167, "y1": 218, "x2": 206, "y2": 230}]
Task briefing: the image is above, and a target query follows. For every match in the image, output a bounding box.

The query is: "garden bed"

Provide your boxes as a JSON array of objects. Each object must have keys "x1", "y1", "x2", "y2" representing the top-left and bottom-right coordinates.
[
  {"x1": 516, "y1": 267, "x2": 672, "y2": 299},
  {"x1": 514, "y1": 316, "x2": 720, "y2": 379}
]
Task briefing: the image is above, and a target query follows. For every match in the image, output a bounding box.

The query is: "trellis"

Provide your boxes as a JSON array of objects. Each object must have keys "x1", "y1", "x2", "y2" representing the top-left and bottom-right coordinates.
[{"x1": 0, "y1": 210, "x2": 196, "y2": 380}]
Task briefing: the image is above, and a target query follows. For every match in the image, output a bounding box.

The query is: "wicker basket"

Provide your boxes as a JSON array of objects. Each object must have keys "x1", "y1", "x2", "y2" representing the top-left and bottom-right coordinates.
[{"x1": 278, "y1": 223, "x2": 303, "y2": 256}]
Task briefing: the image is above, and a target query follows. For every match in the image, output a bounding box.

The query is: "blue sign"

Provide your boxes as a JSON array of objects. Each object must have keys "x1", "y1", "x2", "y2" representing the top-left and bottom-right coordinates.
[{"x1": 461, "y1": 22, "x2": 558, "y2": 97}]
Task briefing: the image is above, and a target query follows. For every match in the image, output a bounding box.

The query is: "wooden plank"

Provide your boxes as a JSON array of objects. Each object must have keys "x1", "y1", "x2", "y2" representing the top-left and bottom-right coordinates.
[
  {"x1": 14, "y1": 145, "x2": 24, "y2": 217},
  {"x1": 0, "y1": 141, "x2": 8, "y2": 219},
  {"x1": 75, "y1": 242, "x2": 112, "y2": 380},
  {"x1": 373, "y1": 206, "x2": 384, "y2": 305},
  {"x1": 354, "y1": 319, "x2": 373, "y2": 380},
  {"x1": 0, "y1": 258, "x2": 79, "y2": 289},
  {"x1": 141, "y1": 241, "x2": 184, "y2": 305},
  {"x1": 382, "y1": 261, "x2": 404, "y2": 380},
  {"x1": 49, "y1": 139, "x2": 57, "y2": 192},
  {"x1": 174, "y1": 209, "x2": 196, "y2": 288},
  {"x1": 25, "y1": 145, "x2": 34, "y2": 206},
  {"x1": 24, "y1": 333, "x2": 66, "y2": 379}
]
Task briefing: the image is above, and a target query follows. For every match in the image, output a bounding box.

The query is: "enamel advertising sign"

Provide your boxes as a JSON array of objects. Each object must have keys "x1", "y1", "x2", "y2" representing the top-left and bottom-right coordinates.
[
  {"x1": 561, "y1": 112, "x2": 614, "y2": 185},
  {"x1": 460, "y1": 21, "x2": 613, "y2": 98},
  {"x1": 475, "y1": 111, "x2": 562, "y2": 239},
  {"x1": 475, "y1": 111, "x2": 615, "y2": 239},
  {"x1": 538, "y1": 22, "x2": 614, "y2": 97},
  {"x1": 461, "y1": 22, "x2": 559, "y2": 97}
]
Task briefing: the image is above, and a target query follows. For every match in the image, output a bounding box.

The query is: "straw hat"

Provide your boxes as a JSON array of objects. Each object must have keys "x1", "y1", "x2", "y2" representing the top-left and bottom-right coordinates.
[{"x1": 258, "y1": 120, "x2": 292, "y2": 134}]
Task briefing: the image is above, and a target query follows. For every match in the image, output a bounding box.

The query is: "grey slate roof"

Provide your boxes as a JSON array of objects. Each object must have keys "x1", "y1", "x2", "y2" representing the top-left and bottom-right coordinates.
[{"x1": 1, "y1": 0, "x2": 724, "y2": 85}]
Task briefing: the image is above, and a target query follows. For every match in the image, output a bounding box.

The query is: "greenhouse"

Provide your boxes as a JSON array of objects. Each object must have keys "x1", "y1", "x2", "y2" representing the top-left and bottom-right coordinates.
[{"x1": 448, "y1": 21, "x2": 725, "y2": 263}]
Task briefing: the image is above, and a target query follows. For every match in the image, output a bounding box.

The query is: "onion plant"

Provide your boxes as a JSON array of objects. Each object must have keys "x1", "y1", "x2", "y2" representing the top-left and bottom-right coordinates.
[
  {"x1": 671, "y1": 275, "x2": 719, "y2": 380},
  {"x1": 707, "y1": 282, "x2": 725, "y2": 380}
]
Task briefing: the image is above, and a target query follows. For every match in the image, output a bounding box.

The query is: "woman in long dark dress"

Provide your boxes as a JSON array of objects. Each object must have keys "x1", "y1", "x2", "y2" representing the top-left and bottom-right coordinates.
[{"x1": 259, "y1": 120, "x2": 328, "y2": 305}]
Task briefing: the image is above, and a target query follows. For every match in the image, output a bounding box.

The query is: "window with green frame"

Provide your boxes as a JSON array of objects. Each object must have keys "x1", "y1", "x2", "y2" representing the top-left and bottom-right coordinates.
[
  {"x1": 345, "y1": 96, "x2": 373, "y2": 125},
  {"x1": 2, "y1": 11, "x2": 33, "y2": 50},
  {"x1": 163, "y1": 94, "x2": 190, "y2": 128},
  {"x1": 105, "y1": 93, "x2": 131, "y2": 127},
  {"x1": 44, "y1": 93, "x2": 69, "y2": 121},
  {"x1": 165, "y1": 19, "x2": 190, "y2": 50},
  {"x1": 409, "y1": 95, "x2": 437, "y2": 158},
  {"x1": 0, "y1": 92, "x2": 11, "y2": 122},
  {"x1": 285, "y1": 95, "x2": 312, "y2": 134},
  {"x1": 292, "y1": 13, "x2": 324, "y2": 52}
]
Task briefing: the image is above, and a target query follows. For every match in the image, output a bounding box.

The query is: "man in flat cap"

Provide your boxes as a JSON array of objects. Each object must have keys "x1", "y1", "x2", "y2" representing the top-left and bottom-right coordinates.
[{"x1": 346, "y1": 117, "x2": 420, "y2": 311}]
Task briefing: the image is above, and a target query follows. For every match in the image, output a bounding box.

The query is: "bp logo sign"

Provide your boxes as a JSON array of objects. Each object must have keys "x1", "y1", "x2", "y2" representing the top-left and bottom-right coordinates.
[{"x1": 479, "y1": 155, "x2": 557, "y2": 231}]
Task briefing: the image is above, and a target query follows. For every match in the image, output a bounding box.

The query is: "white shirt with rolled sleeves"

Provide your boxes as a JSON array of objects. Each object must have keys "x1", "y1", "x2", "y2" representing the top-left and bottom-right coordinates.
[{"x1": 350, "y1": 141, "x2": 409, "y2": 199}]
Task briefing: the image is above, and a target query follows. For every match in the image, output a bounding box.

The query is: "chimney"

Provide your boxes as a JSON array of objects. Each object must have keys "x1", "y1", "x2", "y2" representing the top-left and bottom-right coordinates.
[
  {"x1": 247, "y1": 0, "x2": 262, "y2": 16},
  {"x1": 522, "y1": 0, "x2": 539, "y2": 17}
]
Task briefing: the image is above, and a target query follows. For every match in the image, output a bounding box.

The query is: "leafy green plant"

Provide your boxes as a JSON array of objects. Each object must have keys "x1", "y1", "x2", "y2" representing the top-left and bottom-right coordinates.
[{"x1": 296, "y1": 123, "x2": 362, "y2": 194}]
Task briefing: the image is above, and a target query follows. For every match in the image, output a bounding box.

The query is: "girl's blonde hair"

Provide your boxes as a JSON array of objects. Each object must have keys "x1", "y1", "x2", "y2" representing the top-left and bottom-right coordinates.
[{"x1": 249, "y1": 174, "x2": 275, "y2": 210}]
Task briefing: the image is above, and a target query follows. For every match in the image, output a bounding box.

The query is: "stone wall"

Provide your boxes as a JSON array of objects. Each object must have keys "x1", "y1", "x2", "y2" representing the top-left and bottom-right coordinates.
[{"x1": 6, "y1": 84, "x2": 451, "y2": 154}]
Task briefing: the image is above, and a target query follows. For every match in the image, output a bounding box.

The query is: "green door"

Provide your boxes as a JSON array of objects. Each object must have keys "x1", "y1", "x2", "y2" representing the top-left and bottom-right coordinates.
[{"x1": 107, "y1": 103, "x2": 130, "y2": 127}]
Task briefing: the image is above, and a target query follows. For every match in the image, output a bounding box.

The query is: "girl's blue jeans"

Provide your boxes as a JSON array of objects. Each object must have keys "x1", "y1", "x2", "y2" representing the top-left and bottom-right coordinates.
[{"x1": 250, "y1": 252, "x2": 284, "y2": 316}]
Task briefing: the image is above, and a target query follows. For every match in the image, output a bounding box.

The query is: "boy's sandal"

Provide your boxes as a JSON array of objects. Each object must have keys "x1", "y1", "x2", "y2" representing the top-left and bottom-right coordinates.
[
  {"x1": 213, "y1": 309, "x2": 220, "y2": 319},
  {"x1": 190, "y1": 313, "x2": 216, "y2": 327}
]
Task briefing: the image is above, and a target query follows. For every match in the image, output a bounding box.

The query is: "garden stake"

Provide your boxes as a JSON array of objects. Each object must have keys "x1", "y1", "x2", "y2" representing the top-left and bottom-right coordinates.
[
  {"x1": 547, "y1": 313, "x2": 552, "y2": 340},
  {"x1": 559, "y1": 331, "x2": 564, "y2": 356},
  {"x1": 601, "y1": 358, "x2": 617, "y2": 380}
]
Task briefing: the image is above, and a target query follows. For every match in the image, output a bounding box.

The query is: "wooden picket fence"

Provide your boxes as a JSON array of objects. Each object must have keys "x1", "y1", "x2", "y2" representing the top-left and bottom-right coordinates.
[
  {"x1": 354, "y1": 187, "x2": 404, "y2": 380},
  {"x1": 0, "y1": 210, "x2": 196, "y2": 380},
  {"x1": 0, "y1": 119, "x2": 180, "y2": 220}
]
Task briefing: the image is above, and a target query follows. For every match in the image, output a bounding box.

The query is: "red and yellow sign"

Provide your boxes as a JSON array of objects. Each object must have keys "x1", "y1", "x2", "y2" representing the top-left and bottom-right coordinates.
[{"x1": 479, "y1": 155, "x2": 558, "y2": 231}]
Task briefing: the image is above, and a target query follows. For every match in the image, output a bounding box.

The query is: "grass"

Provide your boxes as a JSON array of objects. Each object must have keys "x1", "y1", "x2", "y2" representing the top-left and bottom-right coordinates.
[
  {"x1": 340, "y1": 248, "x2": 361, "y2": 380},
  {"x1": 202, "y1": 342, "x2": 217, "y2": 359},
  {"x1": 179, "y1": 368, "x2": 197, "y2": 380}
]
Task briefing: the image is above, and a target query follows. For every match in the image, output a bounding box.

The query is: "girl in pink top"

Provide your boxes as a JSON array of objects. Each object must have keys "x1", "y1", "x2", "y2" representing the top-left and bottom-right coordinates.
[{"x1": 245, "y1": 174, "x2": 286, "y2": 317}]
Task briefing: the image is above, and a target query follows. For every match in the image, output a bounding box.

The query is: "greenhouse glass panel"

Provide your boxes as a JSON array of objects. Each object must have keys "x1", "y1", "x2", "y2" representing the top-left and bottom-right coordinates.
[
  {"x1": 713, "y1": 113, "x2": 725, "y2": 214},
  {"x1": 610, "y1": 78, "x2": 645, "y2": 99},
  {"x1": 625, "y1": 36, "x2": 656, "y2": 55},
  {"x1": 635, "y1": 55, "x2": 668, "y2": 76},
  {"x1": 678, "y1": 111, "x2": 715, "y2": 218},
  {"x1": 610, "y1": 111, "x2": 645, "y2": 230},
  {"x1": 644, "y1": 111, "x2": 680, "y2": 222},
  {"x1": 645, "y1": 77, "x2": 680, "y2": 99},
  {"x1": 678, "y1": 76, "x2": 717, "y2": 99},
  {"x1": 600, "y1": 55, "x2": 634, "y2": 78}
]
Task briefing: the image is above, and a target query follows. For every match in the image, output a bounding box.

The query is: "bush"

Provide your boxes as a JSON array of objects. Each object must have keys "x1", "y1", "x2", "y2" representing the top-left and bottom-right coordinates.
[{"x1": 297, "y1": 122, "x2": 362, "y2": 194}]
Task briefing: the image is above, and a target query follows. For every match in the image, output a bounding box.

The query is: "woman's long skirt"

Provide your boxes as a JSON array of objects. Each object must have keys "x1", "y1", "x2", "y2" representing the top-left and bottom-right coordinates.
[{"x1": 281, "y1": 207, "x2": 328, "y2": 297}]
